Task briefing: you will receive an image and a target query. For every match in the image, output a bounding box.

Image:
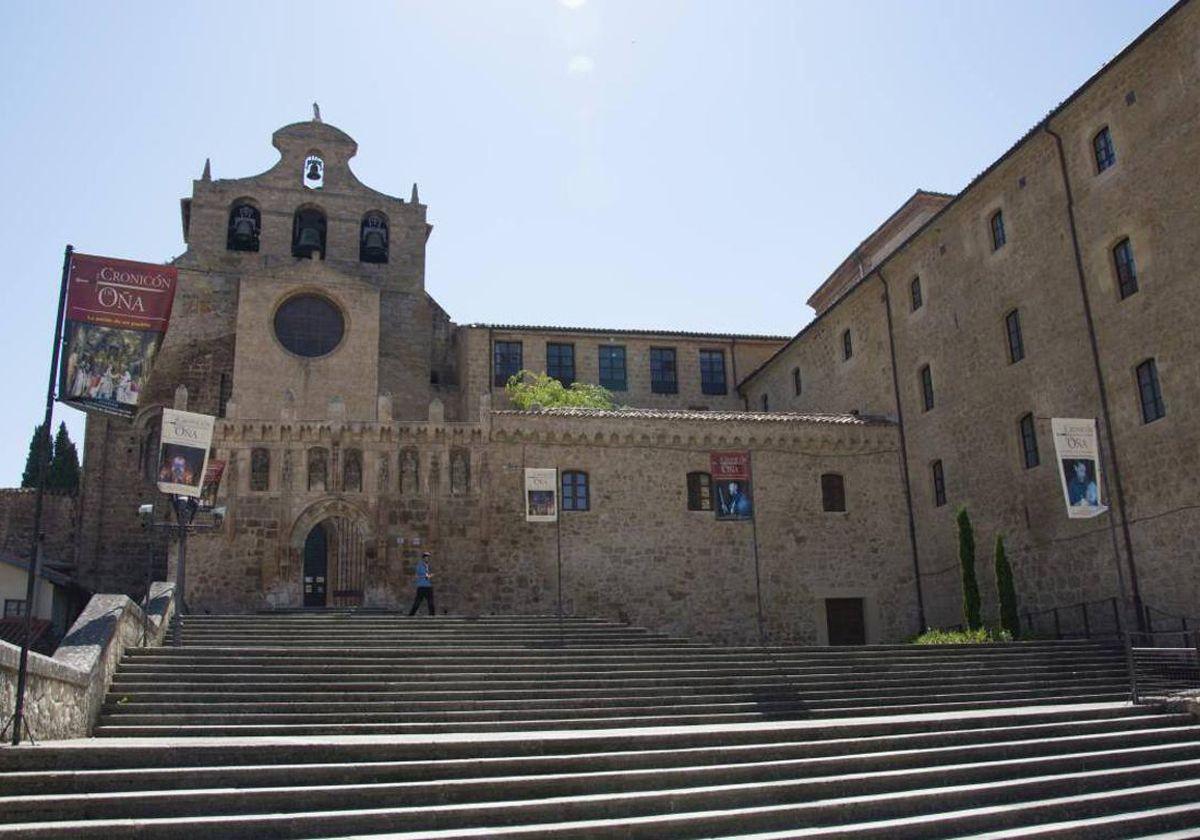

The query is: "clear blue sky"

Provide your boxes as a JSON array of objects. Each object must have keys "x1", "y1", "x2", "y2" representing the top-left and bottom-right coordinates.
[{"x1": 0, "y1": 0, "x2": 1176, "y2": 484}]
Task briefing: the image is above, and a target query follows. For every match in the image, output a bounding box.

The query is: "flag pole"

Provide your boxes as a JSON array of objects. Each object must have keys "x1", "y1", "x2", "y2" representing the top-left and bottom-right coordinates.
[{"x1": 7, "y1": 244, "x2": 73, "y2": 746}]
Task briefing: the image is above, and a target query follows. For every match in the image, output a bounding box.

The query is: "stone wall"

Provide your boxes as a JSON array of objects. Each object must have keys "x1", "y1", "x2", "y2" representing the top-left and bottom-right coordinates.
[
  {"x1": 182, "y1": 410, "x2": 916, "y2": 645},
  {"x1": 0, "y1": 489, "x2": 77, "y2": 567},
  {"x1": 0, "y1": 581, "x2": 173, "y2": 741}
]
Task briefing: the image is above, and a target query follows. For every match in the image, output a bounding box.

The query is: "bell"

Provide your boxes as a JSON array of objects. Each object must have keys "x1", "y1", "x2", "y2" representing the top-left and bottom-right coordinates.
[
  {"x1": 295, "y1": 224, "x2": 322, "y2": 256},
  {"x1": 233, "y1": 218, "x2": 256, "y2": 240},
  {"x1": 306, "y1": 161, "x2": 321, "y2": 181}
]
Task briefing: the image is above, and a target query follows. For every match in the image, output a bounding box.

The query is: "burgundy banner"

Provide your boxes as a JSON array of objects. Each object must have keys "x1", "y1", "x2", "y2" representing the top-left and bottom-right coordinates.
[
  {"x1": 710, "y1": 451, "x2": 751, "y2": 482},
  {"x1": 59, "y1": 253, "x2": 178, "y2": 417}
]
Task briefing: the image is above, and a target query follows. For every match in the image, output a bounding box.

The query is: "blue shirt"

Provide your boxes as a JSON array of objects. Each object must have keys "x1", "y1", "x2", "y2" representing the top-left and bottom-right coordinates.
[{"x1": 415, "y1": 560, "x2": 432, "y2": 588}]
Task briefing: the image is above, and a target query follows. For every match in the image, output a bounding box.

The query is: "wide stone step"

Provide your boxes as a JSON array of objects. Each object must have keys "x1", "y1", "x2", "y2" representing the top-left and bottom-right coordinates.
[
  {"x1": 4, "y1": 704, "x2": 1164, "y2": 769},
  {"x1": 3, "y1": 758, "x2": 1198, "y2": 838},
  {"x1": 7, "y1": 722, "x2": 1197, "y2": 798},
  {"x1": 101, "y1": 676, "x2": 1133, "y2": 714},
  {"x1": 93, "y1": 693, "x2": 1133, "y2": 736}
]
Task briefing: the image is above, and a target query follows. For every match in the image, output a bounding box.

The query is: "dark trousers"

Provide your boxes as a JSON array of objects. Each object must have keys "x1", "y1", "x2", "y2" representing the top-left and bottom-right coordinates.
[{"x1": 409, "y1": 586, "x2": 435, "y2": 616}]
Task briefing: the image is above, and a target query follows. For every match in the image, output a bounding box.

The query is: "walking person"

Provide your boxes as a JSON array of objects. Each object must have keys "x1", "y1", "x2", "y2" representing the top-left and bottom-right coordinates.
[{"x1": 409, "y1": 551, "x2": 435, "y2": 616}]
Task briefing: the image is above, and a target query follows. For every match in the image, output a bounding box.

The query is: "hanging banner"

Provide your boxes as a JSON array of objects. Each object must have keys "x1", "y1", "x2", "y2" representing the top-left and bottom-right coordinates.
[
  {"x1": 524, "y1": 468, "x2": 558, "y2": 522},
  {"x1": 58, "y1": 253, "x2": 178, "y2": 418},
  {"x1": 1051, "y1": 418, "x2": 1108, "y2": 519},
  {"x1": 156, "y1": 409, "x2": 215, "y2": 498},
  {"x1": 199, "y1": 460, "x2": 227, "y2": 509},
  {"x1": 711, "y1": 451, "x2": 753, "y2": 520}
]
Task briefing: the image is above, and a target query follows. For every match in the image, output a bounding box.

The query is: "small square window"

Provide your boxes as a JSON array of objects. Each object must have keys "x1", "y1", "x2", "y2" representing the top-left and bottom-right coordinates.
[
  {"x1": 561, "y1": 470, "x2": 590, "y2": 511},
  {"x1": 3, "y1": 599, "x2": 26, "y2": 618}
]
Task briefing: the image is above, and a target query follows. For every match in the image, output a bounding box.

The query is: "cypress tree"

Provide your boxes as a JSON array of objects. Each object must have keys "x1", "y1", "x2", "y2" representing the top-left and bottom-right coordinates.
[
  {"x1": 20, "y1": 423, "x2": 50, "y2": 489},
  {"x1": 48, "y1": 422, "x2": 81, "y2": 493},
  {"x1": 957, "y1": 507, "x2": 982, "y2": 631},
  {"x1": 995, "y1": 534, "x2": 1020, "y2": 639}
]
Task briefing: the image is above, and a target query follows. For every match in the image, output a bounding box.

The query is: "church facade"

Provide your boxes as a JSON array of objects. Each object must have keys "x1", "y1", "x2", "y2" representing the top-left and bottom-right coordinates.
[{"x1": 73, "y1": 0, "x2": 1199, "y2": 644}]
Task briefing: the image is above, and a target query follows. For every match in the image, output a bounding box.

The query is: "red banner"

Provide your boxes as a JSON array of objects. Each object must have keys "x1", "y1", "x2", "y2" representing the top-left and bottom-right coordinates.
[
  {"x1": 710, "y1": 451, "x2": 750, "y2": 481},
  {"x1": 59, "y1": 253, "x2": 178, "y2": 417},
  {"x1": 65, "y1": 253, "x2": 177, "y2": 332}
]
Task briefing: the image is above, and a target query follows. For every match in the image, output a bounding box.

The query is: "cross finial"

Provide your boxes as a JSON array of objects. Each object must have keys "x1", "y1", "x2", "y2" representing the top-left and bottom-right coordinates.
[{"x1": 312, "y1": 102, "x2": 322, "y2": 122}]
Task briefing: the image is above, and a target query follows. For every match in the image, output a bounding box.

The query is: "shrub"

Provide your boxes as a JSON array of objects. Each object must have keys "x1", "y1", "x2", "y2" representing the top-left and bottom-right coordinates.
[
  {"x1": 995, "y1": 534, "x2": 1021, "y2": 639},
  {"x1": 504, "y1": 370, "x2": 615, "y2": 410},
  {"x1": 911, "y1": 627, "x2": 1013, "y2": 645}
]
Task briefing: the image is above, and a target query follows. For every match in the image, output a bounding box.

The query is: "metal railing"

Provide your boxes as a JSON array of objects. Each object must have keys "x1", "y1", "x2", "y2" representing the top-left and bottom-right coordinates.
[
  {"x1": 1018, "y1": 597, "x2": 1123, "y2": 640},
  {"x1": 1129, "y1": 628, "x2": 1200, "y2": 705}
]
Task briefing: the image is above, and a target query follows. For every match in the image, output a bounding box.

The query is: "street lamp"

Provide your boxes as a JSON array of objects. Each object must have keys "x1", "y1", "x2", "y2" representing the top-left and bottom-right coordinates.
[{"x1": 139, "y1": 497, "x2": 225, "y2": 647}]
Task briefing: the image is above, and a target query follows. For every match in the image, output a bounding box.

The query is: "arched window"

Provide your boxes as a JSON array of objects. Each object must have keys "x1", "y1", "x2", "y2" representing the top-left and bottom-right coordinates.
[
  {"x1": 250, "y1": 447, "x2": 270, "y2": 492},
  {"x1": 360, "y1": 212, "x2": 389, "y2": 263},
  {"x1": 292, "y1": 207, "x2": 326, "y2": 259},
  {"x1": 561, "y1": 470, "x2": 589, "y2": 511},
  {"x1": 686, "y1": 471, "x2": 712, "y2": 511},
  {"x1": 821, "y1": 473, "x2": 846, "y2": 512},
  {"x1": 227, "y1": 202, "x2": 260, "y2": 252}
]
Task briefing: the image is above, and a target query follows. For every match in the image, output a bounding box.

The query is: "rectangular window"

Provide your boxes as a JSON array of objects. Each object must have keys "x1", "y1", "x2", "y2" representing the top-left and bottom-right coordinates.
[
  {"x1": 561, "y1": 470, "x2": 589, "y2": 511},
  {"x1": 546, "y1": 342, "x2": 575, "y2": 386},
  {"x1": 910, "y1": 276, "x2": 923, "y2": 311},
  {"x1": 932, "y1": 460, "x2": 946, "y2": 507},
  {"x1": 493, "y1": 341, "x2": 523, "y2": 387},
  {"x1": 842, "y1": 329, "x2": 853, "y2": 360},
  {"x1": 1136, "y1": 359, "x2": 1165, "y2": 423},
  {"x1": 1019, "y1": 413, "x2": 1039, "y2": 468},
  {"x1": 699, "y1": 350, "x2": 727, "y2": 395},
  {"x1": 598, "y1": 345, "x2": 627, "y2": 391},
  {"x1": 920, "y1": 364, "x2": 934, "y2": 412},
  {"x1": 990, "y1": 210, "x2": 1006, "y2": 250},
  {"x1": 3, "y1": 599, "x2": 25, "y2": 618},
  {"x1": 1094, "y1": 126, "x2": 1116, "y2": 173},
  {"x1": 650, "y1": 348, "x2": 678, "y2": 394},
  {"x1": 1114, "y1": 238, "x2": 1138, "y2": 299},
  {"x1": 1006, "y1": 310, "x2": 1025, "y2": 363},
  {"x1": 821, "y1": 473, "x2": 846, "y2": 512},
  {"x1": 792, "y1": 367, "x2": 802, "y2": 397},
  {"x1": 686, "y1": 472, "x2": 713, "y2": 511}
]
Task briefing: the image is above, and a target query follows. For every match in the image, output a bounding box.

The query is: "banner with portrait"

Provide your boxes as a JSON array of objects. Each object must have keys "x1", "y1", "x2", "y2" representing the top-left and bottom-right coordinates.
[
  {"x1": 58, "y1": 253, "x2": 178, "y2": 418},
  {"x1": 524, "y1": 468, "x2": 558, "y2": 522},
  {"x1": 199, "y1": 460, "x2": 226, "y2": 509},
  {"x1": 156, "y1": 409, "x2": 215, "y2": 498},
  {"x1": 1051, "y1": 418, "x2": 1108, "y2": 519},
  {"x1": 711, "y1": 451, "x2": 753, "y2": 520}
]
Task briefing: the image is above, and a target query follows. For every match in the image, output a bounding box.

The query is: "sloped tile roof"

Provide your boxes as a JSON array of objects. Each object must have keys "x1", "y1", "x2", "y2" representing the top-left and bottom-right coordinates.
[
  {"x1": 492, "y1": 407, "x2": 893, "y2": 426},
  {"x1": 466, "y1": 324, "x2": 789, "y2": 342}
]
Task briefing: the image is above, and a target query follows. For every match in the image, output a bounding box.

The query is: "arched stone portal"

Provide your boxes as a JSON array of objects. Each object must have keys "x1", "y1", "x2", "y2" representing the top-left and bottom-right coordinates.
[{"x1": 291, "y1": 500, "x2": 372, "y2": 608}]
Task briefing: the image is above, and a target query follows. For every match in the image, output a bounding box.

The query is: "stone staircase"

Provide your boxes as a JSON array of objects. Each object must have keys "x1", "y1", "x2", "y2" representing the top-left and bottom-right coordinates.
[{"x1": 3, "y1": 611, "x2": 1200, "y2": 837}]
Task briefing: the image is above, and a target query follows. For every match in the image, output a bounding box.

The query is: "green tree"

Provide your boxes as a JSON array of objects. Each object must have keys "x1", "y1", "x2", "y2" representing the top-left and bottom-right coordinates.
[
  {"x1": 994, "y1": 534, "x2": 1020, "y2": 639},
  {"x1": 20, "y1": 423, "x2": 50, "y2": 489},
  {"x1": 957, "y1": 507, "x2": 982, "y2": 631},
  {"x1": 504, "y1": 370, "x2": 616, "y2": 411},
  {"x1": 48, "y1": 422, "x2": 81, "y2": 493}
]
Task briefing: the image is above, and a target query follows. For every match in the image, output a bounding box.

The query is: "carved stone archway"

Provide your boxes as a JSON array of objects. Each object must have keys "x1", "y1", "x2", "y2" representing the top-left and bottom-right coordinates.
[{"x1": 290, "y1": 498, "x2": 373, "y2": 607}]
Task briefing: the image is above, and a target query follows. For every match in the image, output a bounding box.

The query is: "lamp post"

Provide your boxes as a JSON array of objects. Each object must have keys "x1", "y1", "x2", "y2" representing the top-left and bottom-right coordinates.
[{"x1": 139, "y1": 498, "x2": 225, "y2": 647}]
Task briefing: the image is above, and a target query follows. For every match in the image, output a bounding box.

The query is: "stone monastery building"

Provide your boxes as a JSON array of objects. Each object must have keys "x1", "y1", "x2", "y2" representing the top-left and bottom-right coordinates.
[{"x1": 76, "y1": 1, "x2": 1199, "y2": 645}]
